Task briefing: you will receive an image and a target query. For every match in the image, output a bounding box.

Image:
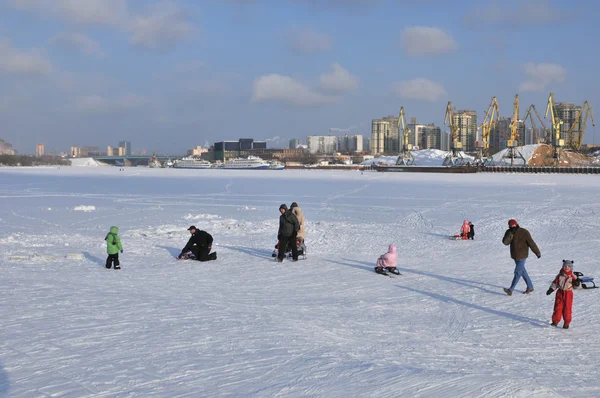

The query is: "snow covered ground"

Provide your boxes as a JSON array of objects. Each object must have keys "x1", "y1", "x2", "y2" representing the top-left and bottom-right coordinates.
[{"x1": 1, "y1": 167, "x2": 600, "y2": 397}]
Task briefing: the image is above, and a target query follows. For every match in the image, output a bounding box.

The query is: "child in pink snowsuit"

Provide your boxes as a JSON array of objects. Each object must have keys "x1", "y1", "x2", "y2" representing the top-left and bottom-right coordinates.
[
  {"x1": 376, "y1": 244, "x2": 397, "y2": 272},
  {"x1": 460, "y1": 220, "x2": 471, "y2": 239}
]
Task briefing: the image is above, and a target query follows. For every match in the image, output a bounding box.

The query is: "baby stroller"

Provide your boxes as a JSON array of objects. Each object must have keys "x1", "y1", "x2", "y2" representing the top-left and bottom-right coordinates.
[{"x1": 271, "y1": 237, "x2": 307, "y2": 260}]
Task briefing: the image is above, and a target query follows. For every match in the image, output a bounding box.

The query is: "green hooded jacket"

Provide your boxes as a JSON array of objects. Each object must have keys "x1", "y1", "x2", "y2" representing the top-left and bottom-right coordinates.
[{"x1": 105, "y1": 226, "x2": 123, "y2": 255}]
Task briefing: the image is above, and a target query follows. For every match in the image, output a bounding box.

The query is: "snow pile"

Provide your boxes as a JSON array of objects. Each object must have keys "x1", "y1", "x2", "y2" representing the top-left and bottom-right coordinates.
[
  {"x1": 70, "y1": 157, "x2": 108, "y2": 167},
  {"x1": 73, "y1": 205, "x2": 96, "y2": 212},
  {"x1": 491, "y1": 144, "x2": 541, "y2": 166},
  {"x1": 183, "y1": 213, "x2": 221, "y2": 220},
  {"x1": 361, "y1": 149, "x2": 475, "y2": 166}
]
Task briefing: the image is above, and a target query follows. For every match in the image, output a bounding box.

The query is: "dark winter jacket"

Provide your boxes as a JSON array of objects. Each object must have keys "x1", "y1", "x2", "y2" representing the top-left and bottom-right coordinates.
[
  {"x1": 105, "y1": 226, "x2": 123, "y2": 255},
  {"x1": 278, "y1": 210, "x2": 300, "y2": 238},
  {"x1": 181, "y1": 230, "x2": 213, "y2": 255},
  {"x1": 502, "y1": 226, "x2": 540, "y2": 260}
]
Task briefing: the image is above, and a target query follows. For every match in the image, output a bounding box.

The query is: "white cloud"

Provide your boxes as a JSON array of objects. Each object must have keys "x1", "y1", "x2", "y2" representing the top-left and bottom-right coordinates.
[
  {"x1": 128, "y1": 3, "x2": 196, "y2": 50},
  {"x1": 518, "y1": 62, "x2": 566, "y2": 92},
  {"x1": 400, "y1": 26, "x2": 458, "y2": 56},
  {"x1": 393, "y1": 78, "x2": 447, "y2": 102},
  {"x1": 283, "y1": 28, "x2": 333, "y2": 54},
  {"x1": 75, "y1": 94, "x2": 149, "y2": 113},
  {"x1": 318, "y1": 63, "x2": 359, "y2": 94},
  {"x1": 49, "y1": 33, "x2": 105, "y2": 57},
  {"x1": 12, "y1": 0, "x2": 128, "y2": 25},
  {"x1": 251, "y1": 74, "x2": 335, "y2": 107},
  {"x1": 0, "y1": 38, "x2": 53, "y2": 76}
]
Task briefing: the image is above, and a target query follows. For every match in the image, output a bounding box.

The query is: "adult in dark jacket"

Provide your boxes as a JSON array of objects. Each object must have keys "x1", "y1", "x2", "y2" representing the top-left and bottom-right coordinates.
[
  {"x1": 178, "y1": 225, "x2": 217, "y2": 261},
  {"x1": 277, "y1": 204, "x2": 300, "y2": 262},
  {"x1": 502, "y1": 219, "x2": 541, "y2": 295}
]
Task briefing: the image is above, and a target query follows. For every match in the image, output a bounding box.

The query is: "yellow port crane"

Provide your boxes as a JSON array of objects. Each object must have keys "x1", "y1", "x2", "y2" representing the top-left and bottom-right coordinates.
[
  {"x1": 475, "y1": 96, "x2": 499, "y2": 165},
  {"x1": 566, "y1": 101, "x2": 595, "y2": 151},
  {"x1": 522, "y1": 104, "x2": 551, "y2": 144},
  {"x1": 503, "y1": 94, "x2": 526, "y2": 166},
  {"x1": 396, "y1": 106, "x2": 415, "y2": 165},
  {"x1": 442, "y1": 101, "x2": 465, "y2": 166},
  {"x1": 545, "y1": 92, "x2": 564, "y2": 161}
]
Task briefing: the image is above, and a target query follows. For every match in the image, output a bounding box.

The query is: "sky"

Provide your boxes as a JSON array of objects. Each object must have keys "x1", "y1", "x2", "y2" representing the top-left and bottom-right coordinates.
[{"x1": 0, "y1": 0, "x2": 598, "y2": 154}]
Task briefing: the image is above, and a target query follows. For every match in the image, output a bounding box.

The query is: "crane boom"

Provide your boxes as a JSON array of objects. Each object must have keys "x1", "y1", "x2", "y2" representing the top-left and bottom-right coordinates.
[
  {"x1": 507, "y1": 94, "x2": 519, "y2": 147},
  {"x1": 565, "y1": 101, "x2": 596, "y2": 151},
  {"x1": 476, "y1": 97, "x2": 499, "y2": 161}
]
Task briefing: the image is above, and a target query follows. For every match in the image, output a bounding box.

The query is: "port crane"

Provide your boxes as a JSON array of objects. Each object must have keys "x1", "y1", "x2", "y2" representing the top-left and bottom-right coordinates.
[
  {"x1": 566, "y1": 100, "x2": 595, "y2": 152},
  {"x1": 395, "y1": 106, "x2": 415, "y2": 165},
  {"x1": 475, "y1": 96, "x2": 499, "y2": 165},
  {"x1": 522, "y1": 104, "x2": 551, "y2": 144},
  {"x1": 502, "y1": 94, "x2": 526, "y2": 166},
  {"x1": 442, "y1": 101, "x2": 465, "y2": 166},
  {"x1": 545, "y1": 92, "x2": 564, "y2": 162}
]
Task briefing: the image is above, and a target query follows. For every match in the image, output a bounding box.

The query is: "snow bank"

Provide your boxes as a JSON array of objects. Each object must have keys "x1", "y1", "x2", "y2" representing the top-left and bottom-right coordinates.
[
  {"x1": 183, "y1": 213, "x2": 221, "y2": 220},
  {"x1": 491, "y1": 144, "x2": 540, "y2": 166},
  {"x1": 69, "y1": 157, "x2": 109, "y2": 167},
  {"x1": 73, "y1": 205, "x2": 96, "y2": 212},
  {"x1": 361, "y1": 149, "x2": 475, "y2": 166}
]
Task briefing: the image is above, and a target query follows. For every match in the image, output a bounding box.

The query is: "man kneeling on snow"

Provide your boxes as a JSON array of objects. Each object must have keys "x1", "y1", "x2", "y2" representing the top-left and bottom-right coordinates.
[{"x1": 178, "y1": 225, "x2": 217, "y2": 261}]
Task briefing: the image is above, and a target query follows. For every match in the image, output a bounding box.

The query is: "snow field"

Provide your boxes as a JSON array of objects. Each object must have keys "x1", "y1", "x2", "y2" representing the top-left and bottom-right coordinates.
[{"x1": 1, "y1": 167, "x2": 600, "y2": 397}]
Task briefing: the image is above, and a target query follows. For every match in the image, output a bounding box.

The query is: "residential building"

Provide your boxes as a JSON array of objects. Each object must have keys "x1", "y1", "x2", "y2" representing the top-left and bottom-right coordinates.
[
  {"x1": 306, "y1": 135, "x2": 337, "y2": 154},
  {"x1": 452, "y1": 110, "x2": 478, "y2": 152},
  {"x1": 0, "y1": 139, "x2": 16, "y2": 155},
  {"x1": 35, "y1": 144, "x2": 45, "y2": 157},
  {"x1": 187, "y1": 146, "x2": 209, "y2": 157},
  {"x1": 440, "y1": 131, "x2": 451, "y2": 151},
  {"x1": 381, "y1": 115, "x2": 399, "y2": 153},
  {"x1": 289, "y1": 139, "x2": 300, "y2": 149},
  {"x1": 107, "y1": 146, "x2": 125, "y2": 156},
  {"x1": 406, "y1": 117, "x2": 426, "y2": 149},
  {"x1": 70, "y1": 147, "x2": 81, "y2": 157},
  {"x1": 420, "y1": 124, "x2": 442, "y2": 150},
  {"x1": 489, "y1": 118, "x2": 526, "y2": 153},
  {"x1": 371, "y1": 119, "x2": 389, "y2": 154},
  {"x1": 554, "y1": 102, "x2": 582, "y2": 146},
  {"x1": 337, "y1": 134, "x2": 363, "y2": 152},
  {"x1": 119, "y1": 141, "x2": 131, "y2": 155},
  {"x1": 363, "y1": 138, "x2": 370, "y2": 153}
]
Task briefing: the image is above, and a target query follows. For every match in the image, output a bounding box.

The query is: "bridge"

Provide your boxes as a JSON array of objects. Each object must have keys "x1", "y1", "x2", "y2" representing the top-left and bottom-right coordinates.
[{"x1": 92, "y1": 155, "x2": 182, "y2": 166}]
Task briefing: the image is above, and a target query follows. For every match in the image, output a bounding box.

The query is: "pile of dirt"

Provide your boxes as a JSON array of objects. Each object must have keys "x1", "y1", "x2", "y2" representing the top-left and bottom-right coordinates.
[{"x1": 528, "y1": 144, "x2": 595, "y2": 167}]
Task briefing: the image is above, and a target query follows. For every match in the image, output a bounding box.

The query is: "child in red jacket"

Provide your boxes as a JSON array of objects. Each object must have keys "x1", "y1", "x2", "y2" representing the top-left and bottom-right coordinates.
[{"x1": 546, "y1": 259, "x2": 580, "y2": 329}]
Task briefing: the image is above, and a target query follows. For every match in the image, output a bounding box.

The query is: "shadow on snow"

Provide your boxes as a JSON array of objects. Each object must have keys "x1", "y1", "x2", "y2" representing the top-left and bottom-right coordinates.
[{"x1": 83, "y1": 251, "x2": 105, "y2": 268}]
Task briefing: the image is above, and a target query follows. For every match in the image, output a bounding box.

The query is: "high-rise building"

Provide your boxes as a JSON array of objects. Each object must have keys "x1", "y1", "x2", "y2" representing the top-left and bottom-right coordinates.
[
  {"x1": 289, "y1": 139, "x2": 300, "y2": 149},
  {"x1": 406, "y1": 117, "x2": 426, "y2": 149},
  {"x1": 452, "y1": 110, "x2": 478, "y2": 152},
  {"x1": 107, "y1": 146, "x2": 113, "y2": 156},
  {"x1": 489, "y1": 118, "x2": 526, "y2": 153},
  {"x1": 440, "y1": 131, "x2": 451, "y2": 151},
  {"x1": 306, "y1": 136, "x2": 337, "y2": 154},
  {"x1": 554, "y1": 102, "x2": 582, "y2": 145},
  {"x1": 337, "y1": 135, "x2": 363, "y2": 152},
  {"x1": 119, "y1": 141, "x2": 131, "y2": 155},
  {"x1": 0, "y1": 139, "x2": 16, "y2": 155},
  {"x1": 381, "y1": 115, "x2": 399, "y2": 153},
  {"x1": 371, "y1": 119, "x2": 389, "y2": 154},
  {"x1": 35, "y1": 144, "x2": 45, "y2": 157},
  {"x1": 70, "y1": 146, "x2": 81, "y2": 157},
  {"x1": 363, "y1": 138, "x2": 370, "y2": 153},
  {"x1": 420, "y1": 124, "x2": 442, "y2": 149}
]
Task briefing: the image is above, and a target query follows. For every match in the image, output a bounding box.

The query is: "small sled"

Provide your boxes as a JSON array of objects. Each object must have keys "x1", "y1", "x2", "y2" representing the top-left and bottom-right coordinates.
[
  {"x1": 374, "y1": 266, "x2": 401, "y2": 275},
  {"x1": 177, "y1": 251, "x2": 196, "y2": 261},
  {"x1": 271, "y1": 237, "x2": 307, "y2": 260},
  {"x1": 450, "y1": 234, "x2": 469, "y2": 240},
  {"x1": 574, "y1": 271, "x2": 597, "y2": 289}
]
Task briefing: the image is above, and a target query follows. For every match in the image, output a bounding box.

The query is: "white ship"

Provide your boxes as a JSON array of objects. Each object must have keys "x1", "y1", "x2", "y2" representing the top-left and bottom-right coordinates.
[
  {"x1": 268, "y1": 160, "x2": 285, "y2": 170},
  {"x1": 223, "y1": 156, "x2": 270, "y2": 169},
  {"x1": 148, "y1": 155, "x2": 162, "y2": 168},
  {"x1": 172, "y1": 157, "x2": 212, "y2": 169}
]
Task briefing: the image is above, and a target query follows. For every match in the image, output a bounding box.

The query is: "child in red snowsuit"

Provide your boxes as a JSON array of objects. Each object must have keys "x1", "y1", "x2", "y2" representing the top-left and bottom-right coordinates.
[{"x1": 546, "y1": 259, "x2": 580, "y2": 329}]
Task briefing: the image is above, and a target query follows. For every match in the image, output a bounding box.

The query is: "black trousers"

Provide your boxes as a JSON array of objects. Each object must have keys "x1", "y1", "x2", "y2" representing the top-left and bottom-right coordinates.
[
  {"x1": 106, "y1": 253, "x2": 120, "y2": 268},
  {"x1": 278, "y1": 235, "x2": 298, "y2": 260},
  {"x1": 190, "y1": 247, "x2": 216, "y2": 262}
]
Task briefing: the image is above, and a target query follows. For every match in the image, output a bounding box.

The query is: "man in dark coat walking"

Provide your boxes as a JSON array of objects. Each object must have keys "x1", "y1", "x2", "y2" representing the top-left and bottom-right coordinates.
[
  {"x1": 277, "y1": 204, "x2": 300, "y2": 262},
  {"x1": 502, "y1": 218, "x2": 541, "y2": 295},
  {"x1": 178, "y1": 225, "x2": 217, "y2": 261}
]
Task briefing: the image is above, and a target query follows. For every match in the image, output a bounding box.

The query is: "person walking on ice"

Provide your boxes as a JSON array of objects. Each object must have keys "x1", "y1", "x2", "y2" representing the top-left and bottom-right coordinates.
[
  {"x1": 547, "y1": 260, "x2": 580, "y2": 329},
  {"x1": 502, "y1": 218, "x2": 541, "y2": 295},
  {"x1": 105, "y1": 226, "x2": 123, "y2": 270}
]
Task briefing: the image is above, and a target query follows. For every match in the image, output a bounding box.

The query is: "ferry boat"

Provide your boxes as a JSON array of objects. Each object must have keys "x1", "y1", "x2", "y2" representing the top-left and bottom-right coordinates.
[
  {"x1": 172, "y1": 157, "x2": 212, "y2": 169},
  {"x1": 223, "y1": 156, "x2": 270, "y2": 169},
  {"x1": 268, "y1": 160, "x2": 285, "y2": 170}
]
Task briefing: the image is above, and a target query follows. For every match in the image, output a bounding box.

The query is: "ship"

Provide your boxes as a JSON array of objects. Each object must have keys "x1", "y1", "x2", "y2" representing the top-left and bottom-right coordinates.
[
  {"x1": 148, "y1": 155, "x2": 162, "y2": 168},
  {"x1": 223, "y1": 156, "x2": 270, "y2": 169},
  {"x1": 268, "y1": 160, "x2": 285, "y2": 170},
  {"x1": 172, "y1": 157, "x2": 212, "y2": 169}
]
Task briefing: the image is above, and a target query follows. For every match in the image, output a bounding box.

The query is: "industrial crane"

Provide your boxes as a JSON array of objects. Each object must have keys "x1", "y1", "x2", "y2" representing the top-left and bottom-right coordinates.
[
  {"x1": 566, "y1": 100, "x2": 595, "y2": 151},
  {"x1": 395, "y1": 106, "x2": 415, "y2": 165},
  {"x1": 522, "y1": 104, "x2": 551, "y2": 144},
  {"x1": 545, "y1": 92, "x2": 564, "y2": 161},
  {"x1": 442, "y1": 101, "x2": 465, "y2": 166},
  {"x1": 502, "y1": 94, "x2": 526, "y2": 166},
  {"x1": 475, "y1": 96, "x2": 499, "y2": 165}
]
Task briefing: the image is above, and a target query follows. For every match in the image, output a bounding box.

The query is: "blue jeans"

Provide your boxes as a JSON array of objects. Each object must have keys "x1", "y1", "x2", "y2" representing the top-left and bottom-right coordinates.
[{"x1": 509, "y1": 259, "x2": 533, "y2": 291}]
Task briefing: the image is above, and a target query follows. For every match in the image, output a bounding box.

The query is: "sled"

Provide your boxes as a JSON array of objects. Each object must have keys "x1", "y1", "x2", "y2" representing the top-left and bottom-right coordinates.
[
  {"x1": 450, "y1": 234, "x2": 469, "y2": 240},
  {"x1": 177, "y1": 252, "x2": 196, "y2": 261},
  {"x1": 574, "y1": 272, "x2": 597, "y2": 289},
  {"x1": 271, "y1": 237, "x2": 307, "y2": 260}
]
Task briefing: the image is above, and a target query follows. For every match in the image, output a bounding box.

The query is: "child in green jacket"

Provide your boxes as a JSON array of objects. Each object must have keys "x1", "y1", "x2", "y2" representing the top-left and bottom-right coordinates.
[{"x1": 105, "y1": 226, "x2": 123, "y2": 269}]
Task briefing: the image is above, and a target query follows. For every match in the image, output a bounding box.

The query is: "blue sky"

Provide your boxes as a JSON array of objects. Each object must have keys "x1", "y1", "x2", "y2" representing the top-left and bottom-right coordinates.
[{"x1": 0, "y1": 0, "x2": 597, "y2": 154}]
